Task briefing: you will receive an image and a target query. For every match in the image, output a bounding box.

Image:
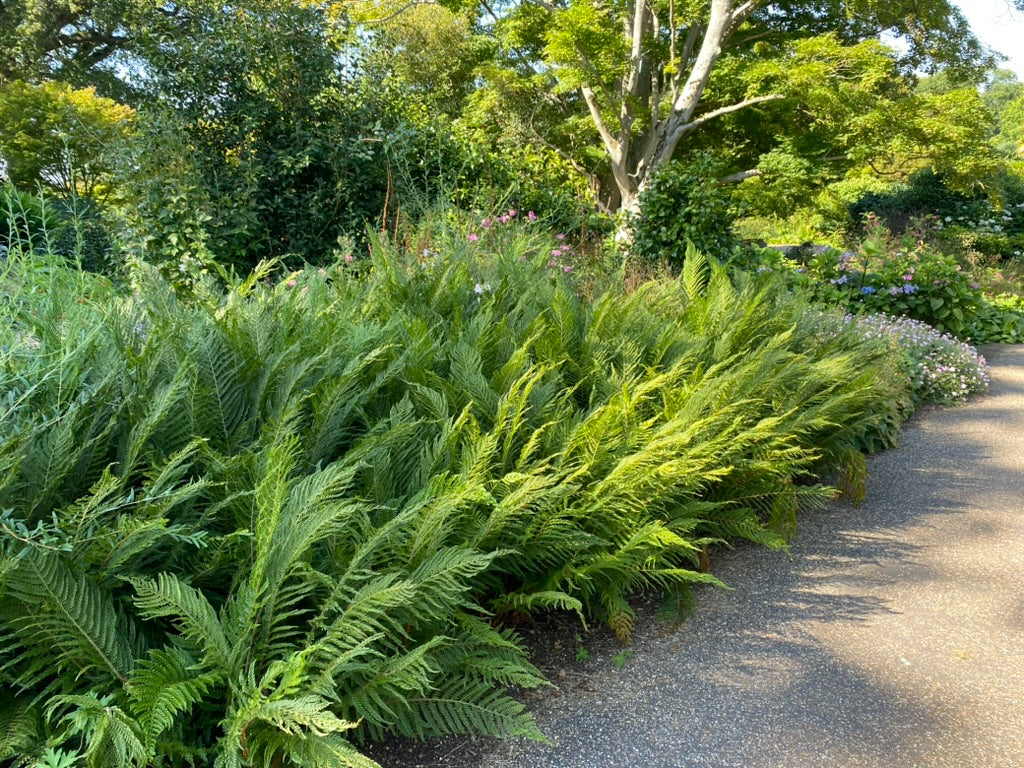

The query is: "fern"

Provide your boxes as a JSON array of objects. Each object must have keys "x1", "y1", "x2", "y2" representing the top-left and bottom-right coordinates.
[
  {"x1": 404, "y1": 678, "x2": 545, "y2": 740},
  {"x1": 127, "y1": 648, "x2": 220, "y2": 743},
  {"x1": 3, "y1": 549, "x2": 136, "y2": 689},
  {"x1": 46, "y1": 693, "x2": 148, "y2": 768},
  {"x1": 130, "y1": 573, "x2": 232, "y2": 671}
]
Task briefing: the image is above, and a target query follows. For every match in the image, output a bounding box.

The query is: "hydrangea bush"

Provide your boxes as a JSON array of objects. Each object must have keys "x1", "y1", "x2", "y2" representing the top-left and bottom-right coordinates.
[
  {"x1": 803, "y1": 216, "x2": 983, "y2": 339},
  {"x1": 742, "y1": 214, "x2": 1024, "y2": 343}
]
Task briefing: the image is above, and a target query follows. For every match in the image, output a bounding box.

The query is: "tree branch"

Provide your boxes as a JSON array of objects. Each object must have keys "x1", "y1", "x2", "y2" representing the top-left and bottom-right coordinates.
[
  {"x1": 718, "y1": 168, "x2": 761, "y2": 184},
  {"x1": 357, "y1": 0, "x2": 438, "y2": 26},
  {"x1": 581, "y1": 84, "x2": 622, "y2": 163},
  {"x1": 673, "y1": 93, "x2": 785, "y2": 140}
]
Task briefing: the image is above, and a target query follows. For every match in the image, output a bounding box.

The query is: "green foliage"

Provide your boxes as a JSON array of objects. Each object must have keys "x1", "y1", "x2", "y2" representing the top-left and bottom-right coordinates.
[
  {"x1": 968, "y1": 294, "x2": 1024, "y2": 343},
  {"x1": 0, "y1": 80, "x2": 133, "y2": 199},
  {"x1": 734, "y1": 35, "x2": 1000, "y2": 221},
  {"x1": 0, "y1": 215, "x2": 911, "y2": 764},
  {"x1": 631, "y1": 155, "x2": 740, "y2": 267},
  {"x1": 1, "y1": 184, "x2": 115, "y2": 272},
  {"x1": 801, "y1": 216, "x2": 982, "y2": 338},
  {"x1": 740, "y1": 209, "x2": 1024, "y2": 345}
]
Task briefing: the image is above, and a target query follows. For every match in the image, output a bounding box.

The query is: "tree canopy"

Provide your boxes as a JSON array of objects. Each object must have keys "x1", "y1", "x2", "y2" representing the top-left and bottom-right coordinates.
[
  {"x1": 408, "y1": 0, "x2": 1006, "y2": 217},
  {"x1": 1, "y1": 0, "x2": 1022, "y2": 257}
]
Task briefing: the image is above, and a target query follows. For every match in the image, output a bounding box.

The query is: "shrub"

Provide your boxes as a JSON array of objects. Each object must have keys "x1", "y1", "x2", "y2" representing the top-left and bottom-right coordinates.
[
  {"x1": 800, "y1": 215, "x2": 983, "y2": 338},
  {"x1": 631, "y1": 153, "x2": 740, "y2": 267},
  {"x1": 969, "y1": 293, "x2": 1024, "y2": 343},
  {"x1": 0, "y1": 221, "x2": 909, "y2": 765},
  {"x1": 813, "y1": 311, "x2": 989, "y2": 409},
  {"x1": 0, "y1": 184, "x2": 114, "y2": 272}
]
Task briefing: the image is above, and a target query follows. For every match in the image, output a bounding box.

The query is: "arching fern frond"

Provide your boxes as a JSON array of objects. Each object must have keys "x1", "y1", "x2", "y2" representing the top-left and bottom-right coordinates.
[
  {"x1": 130, "y1": 573, "x2": 232, "y2": 672},
  {"x1": 4, "y1": 549, "x2": 135, "y2": 688},
  {"x1": 127, "y1": 647, "x2": 222, "y2": 743}
]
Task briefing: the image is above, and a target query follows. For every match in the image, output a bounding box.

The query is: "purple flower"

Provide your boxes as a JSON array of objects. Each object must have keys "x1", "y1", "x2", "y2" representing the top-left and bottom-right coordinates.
[
  {"x1": 551, "y1": 248, "x2": 563, "y2": 257},
  {"x1": 482, "y1": 218, "x2": 492, "y2": 228},
  {"x1": 527, "y1": 211, "x2": 537, "y2": 221},
  {"x1": 889, "y1": 286, "x2": 902, "y2": 296},
  {"x1": 563, "y1": 265, "x2": 573, "y2": 273},
  {"x1": 556, "y1": 233, "x2": 566, "y2": 240},
  {"x1": 903, "y1": 283, "x2": 918, "y2": 294},
  {"x1": 861, "y1": 286, "x2": 876, "y2": 294}
]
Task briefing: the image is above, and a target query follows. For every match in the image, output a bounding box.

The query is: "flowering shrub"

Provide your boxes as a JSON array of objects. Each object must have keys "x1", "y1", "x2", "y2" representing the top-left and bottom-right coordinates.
[
  {"x1": 816, "y1": 311, "x2": 989, "y2": 407},
  {"x1": 804, "y1": 216, "x2": 983, "y2": 338}
]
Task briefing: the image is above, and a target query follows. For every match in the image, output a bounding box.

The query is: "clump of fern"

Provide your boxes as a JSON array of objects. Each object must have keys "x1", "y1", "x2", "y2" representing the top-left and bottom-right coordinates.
[{"x1": 0, "y1": 218, "x2": 908, "y2": 765}]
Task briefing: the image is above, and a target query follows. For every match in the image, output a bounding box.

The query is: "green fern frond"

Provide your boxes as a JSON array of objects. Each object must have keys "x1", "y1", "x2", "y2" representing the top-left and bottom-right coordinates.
[
  {"x1": 490, "y1": 590, "x2": 584, "y2": 622},
  {"x1": 283, "y1": 733, "x2": 382, "y2": 768},
  {"x1": 699, "y1": 506, "x2": 787, "y2": 551},
  {"x1": 0, "y1": 693, "x2": 42, "y2": 762},
  {"x1": 46, "y1": 693, "x2": 149, "y2": 768},
  {"x1": 338, "y1": 639, "x2": 445, "y2": 736},
  {"x1": 127, "y1": 648, "x2": 221, "y2": 741},
  {"x1": 130, "y1": 573, "x2": 232, "y2": 672},
  {"x1": 4, "y1": 549, "x2": 135, "y2": 687},
  {"x1": 681, "y1": 243, "x2": 709, "y2": 302},
  {"x1": 656, "y1": 584, "x2": 698, "y2": 630},
  {"x1": 403, "y1": 678, "x2": 544, "y2": 741}
]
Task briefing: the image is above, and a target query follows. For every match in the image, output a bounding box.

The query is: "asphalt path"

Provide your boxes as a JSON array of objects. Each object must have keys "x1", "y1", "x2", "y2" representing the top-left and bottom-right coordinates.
[{"x1": 408, "y1": 344, "x2": 1024, "y2": 768}]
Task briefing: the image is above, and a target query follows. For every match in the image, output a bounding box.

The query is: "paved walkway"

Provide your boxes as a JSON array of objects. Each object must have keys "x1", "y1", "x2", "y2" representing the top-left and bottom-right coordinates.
[{"x1": 441, "y1": 345, "x2": 1024, "y2": 768}]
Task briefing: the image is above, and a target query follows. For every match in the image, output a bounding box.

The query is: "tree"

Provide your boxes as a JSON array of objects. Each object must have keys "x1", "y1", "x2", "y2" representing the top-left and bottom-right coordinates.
[
  {"x1": 0, "y1": 0, "x2": 137, "y2": 98},
  {"x1": 0, "y1": 80, "x2": 134, "y2": 198},
  {"x1": 421, "y1": 0, "x2": 1005, "y2": 222}
]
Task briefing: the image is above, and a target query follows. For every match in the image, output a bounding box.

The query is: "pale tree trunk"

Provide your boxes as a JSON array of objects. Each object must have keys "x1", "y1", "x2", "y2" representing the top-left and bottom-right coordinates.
[{"x1": 581, "y1": 0, "x2": 780, "y2": 245}]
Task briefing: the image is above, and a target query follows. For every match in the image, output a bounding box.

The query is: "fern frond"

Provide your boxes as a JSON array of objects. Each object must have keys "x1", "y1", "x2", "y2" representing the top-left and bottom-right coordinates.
[
  {"x1": 46, "y1": 693, "x2": 149, "y2": 768},
  {"x1": 0, "y1": 693, "x2": 42, "y2": 762},
  {"x1": 681, "y1": 243, "x2": 709, "y2": 302},
  {"x1": 283, "y1": 733, "x2": 382, "y2": 768},
  {"x1": 4, "y1": 549, "x2": 135, "y2": 687},
  {"x1": 490, "y1": 590, "x2": 583, "y2": 622},
  {"x1": 404, "y1": 678, "x2": 544, "y2": 741},
  {"x1": 127, "y1": 648, "x2": 221, "y2": 741},
  {"x1": 130, "y1": 573, "x2": 232, "y2": 672}
]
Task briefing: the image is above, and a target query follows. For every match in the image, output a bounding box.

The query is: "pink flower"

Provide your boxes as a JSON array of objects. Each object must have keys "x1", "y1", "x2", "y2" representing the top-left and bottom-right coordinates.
[
  {"x1": 482, "y1": 218, "x2": 492, "y2": 228},
  {"x1": 527, "y1": 211, "x2": 537, "y2": 221},
  {"x1": 508, "y1": 209, "x2": 517, "y2": 217},
  {"x1": 468, "y1": 234, "x2": 479, "y2": 242},
  {"x1": 547, "y1": 260, "x2": 558, "y2": 268},
  {"x1": 287, "y1": 279, "x2": 297, "y2": 288},
  {"x1": 556, "y1": 233, "x2": 566, "y2": 240},
  {"x1": 344, "y1": 253, "x2": 354, "y2": 263},
  {"x1": 562, "y1": 265, "x2": 573, "y2": 273},
  {"x1": 318, "y1": 268, "x2": 327, "y2": 276},
  {"x1": 551, "y1": 248, "x2": 562, "y2": 257},
  {"x1": 499, "y1": 215, "x2": 510, "y2": 224}
]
